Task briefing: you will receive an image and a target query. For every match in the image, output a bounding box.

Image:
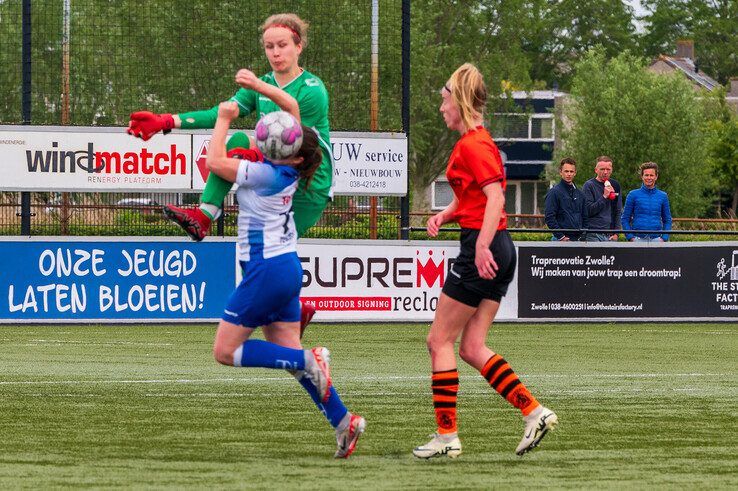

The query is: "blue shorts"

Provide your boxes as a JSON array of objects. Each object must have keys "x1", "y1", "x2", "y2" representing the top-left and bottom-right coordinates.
[{"x1": 222, "y1": 253, "x2": 302, "y2": 327}]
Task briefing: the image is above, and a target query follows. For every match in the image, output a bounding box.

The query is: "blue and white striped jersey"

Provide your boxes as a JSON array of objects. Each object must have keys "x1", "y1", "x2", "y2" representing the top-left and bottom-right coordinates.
[{"x1": 235, "y1": 159, "x2": 299, "y2": 262}]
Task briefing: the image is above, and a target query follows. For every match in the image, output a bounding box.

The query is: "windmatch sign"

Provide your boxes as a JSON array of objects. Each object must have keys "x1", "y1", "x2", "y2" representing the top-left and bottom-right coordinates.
[
  {"x1": 0, "y1": 126, "x2": 407, "y2": 196},
  {"x1": 0, "y1": 128, "x2": 192, "y2": 191}
]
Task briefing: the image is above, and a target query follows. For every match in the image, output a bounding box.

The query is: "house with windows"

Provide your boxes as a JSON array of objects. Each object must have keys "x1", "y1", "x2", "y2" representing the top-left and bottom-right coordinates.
[{"x1": 430, "y1": 90, "x2": 566, "y2": 219}]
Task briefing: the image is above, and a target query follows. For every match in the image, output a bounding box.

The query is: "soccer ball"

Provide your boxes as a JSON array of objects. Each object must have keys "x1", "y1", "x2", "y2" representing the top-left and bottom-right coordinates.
[{"x1": 255, "y1": 111, "x2": 303, "y2": 161}]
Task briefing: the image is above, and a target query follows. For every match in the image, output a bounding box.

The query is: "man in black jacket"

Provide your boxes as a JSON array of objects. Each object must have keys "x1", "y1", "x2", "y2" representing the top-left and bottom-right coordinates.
[
  {"x1": 582, "y1": 156, "x2": 623, "y2": 241},
  {"x1": 544, "y1": 158, "x2": 588, "y2": 241}
]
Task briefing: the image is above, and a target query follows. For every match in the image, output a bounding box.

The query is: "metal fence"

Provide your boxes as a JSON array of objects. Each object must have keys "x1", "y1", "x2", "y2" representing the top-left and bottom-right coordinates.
[
  {"x1": 1, "y1": 0, "x2": 405, "y2": 131},
  {"x1": 0, "y1": 191, "x2": 404, "y2": 239},
  {"x1": 1, "y1": 0, "x2": 410, "y2": 238},
  {"x1": 3, "y1": 191, "x2": 732, "y2": 241}
]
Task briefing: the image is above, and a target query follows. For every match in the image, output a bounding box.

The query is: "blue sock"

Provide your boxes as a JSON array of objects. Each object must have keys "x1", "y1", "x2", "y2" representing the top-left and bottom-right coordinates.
[
  {"x1": 296, "y1": 375, "x2": 349, "y2": 428},
  {"x1": 233, "y1": 339, "x2": 305, "y2": 371}
]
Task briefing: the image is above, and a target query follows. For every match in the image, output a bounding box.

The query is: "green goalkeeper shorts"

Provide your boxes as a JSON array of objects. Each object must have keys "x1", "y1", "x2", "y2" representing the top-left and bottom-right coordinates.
[{"x1": 293, "y1": 195, "x2": 329, "y2": 237}]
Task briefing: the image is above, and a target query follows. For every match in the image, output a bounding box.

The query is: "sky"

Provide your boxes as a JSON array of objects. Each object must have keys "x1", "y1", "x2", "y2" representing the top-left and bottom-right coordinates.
[
  {"x1": 627, "y1": 0, "x2": 648, "y2": 18},
  {"x1": 626, "y1": 0, "x2": 649, "y2": 33}
]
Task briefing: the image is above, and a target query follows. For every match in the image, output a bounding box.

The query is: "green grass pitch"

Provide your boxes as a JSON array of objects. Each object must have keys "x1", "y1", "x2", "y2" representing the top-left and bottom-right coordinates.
[{"x1": 0, "y1": 322, "x2": 736, "y2": 489}]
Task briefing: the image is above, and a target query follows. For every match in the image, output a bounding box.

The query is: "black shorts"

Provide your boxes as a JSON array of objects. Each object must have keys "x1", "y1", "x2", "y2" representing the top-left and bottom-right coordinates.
[{"x1": 442, "y1": 229, "x2": 516, "y2": 307}]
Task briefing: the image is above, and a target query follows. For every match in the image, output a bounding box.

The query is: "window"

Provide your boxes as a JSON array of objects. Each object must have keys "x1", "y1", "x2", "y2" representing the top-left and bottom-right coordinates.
[
  {"x1": 434, "y1": 179, "x2": 546, "y2": 215},
  {"x1": 505, "y1": 183, "x2": 518, "y2": 215},
  {"x1": 353, "y1": 196, "x2": 386, "y2": 210},
  {"x1": 432, "y1": 180, "x2": 454, "y2": 210},
  {"x1": 531, "y1": 117, "x2": 553, "y2": 139},
  {"x1": 492, "y1": 113, "x2": 554, "y2": 140},
  {"x1": 492, "y1": 115, "x2": 528, "y2": 139},
  {"x1": 505, "y1": 180, "x2": 546, "y2": 215}
]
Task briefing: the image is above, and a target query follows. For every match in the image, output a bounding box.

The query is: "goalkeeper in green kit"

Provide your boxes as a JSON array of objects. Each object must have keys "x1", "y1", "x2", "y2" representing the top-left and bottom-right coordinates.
[{"x1": 127, "y1": 13, "x2": 329, "y2": 334}]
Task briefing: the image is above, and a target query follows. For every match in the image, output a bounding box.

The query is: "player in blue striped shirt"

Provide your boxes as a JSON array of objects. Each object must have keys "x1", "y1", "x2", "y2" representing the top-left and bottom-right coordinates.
[{"x1": 207, "y1": 101, "x2": 365, "y2": 459}]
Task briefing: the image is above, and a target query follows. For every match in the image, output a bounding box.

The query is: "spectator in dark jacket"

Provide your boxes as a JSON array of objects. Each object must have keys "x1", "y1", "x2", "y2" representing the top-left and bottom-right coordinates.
[
  {"x1": 544, "y1": 158, "x2": 588, "y2": 241},
  {"x1": 582, "y1": 156, "x2": 623, "y2": 241},
  {"x1": 622, "y1": 162, "x2": 672, "y2": 242}
]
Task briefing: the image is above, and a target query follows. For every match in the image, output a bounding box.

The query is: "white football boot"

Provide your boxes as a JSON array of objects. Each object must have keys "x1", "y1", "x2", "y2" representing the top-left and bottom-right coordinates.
[
  {"x1": 413, "y1": 433, "x2": 462, "y2": 459},
  {"x1": 515, "y1": 405, "x2": 558, "y2": 455}
]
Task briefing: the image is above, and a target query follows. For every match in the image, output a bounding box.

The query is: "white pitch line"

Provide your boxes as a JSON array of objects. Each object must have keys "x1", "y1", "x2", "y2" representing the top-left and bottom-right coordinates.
[
  {"x1": 17, "y1": 387, "x2": 730, "y2": 398},
  {"x1": 0, "y1": 372, "x2": 733, "y2": 386},
  {"x1": 21, "y1": 339, "x2": 174, "y2": 346}
]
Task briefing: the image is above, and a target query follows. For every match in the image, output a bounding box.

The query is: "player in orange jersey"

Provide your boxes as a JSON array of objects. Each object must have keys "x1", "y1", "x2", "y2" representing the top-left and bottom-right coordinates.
[{"x1": 412, "y1": 63, "x2": 558, "y2": 459}]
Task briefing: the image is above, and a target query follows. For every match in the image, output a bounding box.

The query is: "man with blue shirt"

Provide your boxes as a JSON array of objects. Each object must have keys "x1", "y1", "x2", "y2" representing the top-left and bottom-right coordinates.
[
  {"x1": 545, "y1": 158, "x2": 588, "y2": 241},
  {"x1": 622, "y1": 162, "x2": 672, "y2": 242}
]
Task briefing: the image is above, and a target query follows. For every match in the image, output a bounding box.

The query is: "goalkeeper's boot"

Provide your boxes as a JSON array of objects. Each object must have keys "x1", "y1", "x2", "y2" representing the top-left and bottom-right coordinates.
[
  {"x1": 413, "y1": 433, "x2": 462, "y2": 459},
  {"x1": 334, "y1": 413, "x2": 366, "y2": 459},
  {"x1": 515, "y1": 405, "x2": 558, "y2": 456},
  {"x1": 163, "y1": 205, "x2": 211, "y2": 242},
  {"x1": 299, "y1": 301, "x2": 316, "y2": 339},
  {"x1": 304, "y1": 347, "x2": 331, "y2": 403}
]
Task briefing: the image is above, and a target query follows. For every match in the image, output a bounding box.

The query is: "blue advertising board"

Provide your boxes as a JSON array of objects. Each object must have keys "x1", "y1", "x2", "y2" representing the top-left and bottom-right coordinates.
[{"x1": 0, "y1": 239, "x2": 236, "y2": 321}]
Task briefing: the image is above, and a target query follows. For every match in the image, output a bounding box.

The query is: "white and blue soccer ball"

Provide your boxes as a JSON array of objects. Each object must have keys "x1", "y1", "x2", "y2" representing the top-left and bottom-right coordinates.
[{"x1": 255, "y1": 111, "x2": 303, "y2": 161}]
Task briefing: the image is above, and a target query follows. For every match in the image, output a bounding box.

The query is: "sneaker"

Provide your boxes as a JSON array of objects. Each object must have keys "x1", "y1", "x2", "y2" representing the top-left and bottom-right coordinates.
[
  {"x1": 412, "y1": 433, "x2": 462, "y2": 459},
  {"x1": 515, "y1": 406, "x2": 558, "y2": 456},
  {"x1": 163, "y1": 205, "x2": 211, "y2": 242},
  {"x1": 334, "y1": 414, "x2": 366, "y2": 459},
  {"x1": 304, "y1": 347, "x2": 332, "y2": 403},
  {"x1": 299, "y1": 301, "x2": 316, "y2": 339}
]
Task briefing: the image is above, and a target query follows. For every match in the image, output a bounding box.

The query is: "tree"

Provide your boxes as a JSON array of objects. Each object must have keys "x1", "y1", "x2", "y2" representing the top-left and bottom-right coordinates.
[
  {"x1": 639, "y1": 0, "x2": 738, "y2": 84},
  {"x1": 706, "y1": 114, "x2": 738, "y2": 217},
  {"x1": 0, "y1": 0, "x2": 405, "y2": 131},
  {"x1": 537, "y1": 0, "x2": 639, "y2": 88},
  {"x1": 409, "y1": 0, "x2": 546, "y2": 213},
  {"x1": 556, "y1": 48, "x2": 714, "y2": 217}
]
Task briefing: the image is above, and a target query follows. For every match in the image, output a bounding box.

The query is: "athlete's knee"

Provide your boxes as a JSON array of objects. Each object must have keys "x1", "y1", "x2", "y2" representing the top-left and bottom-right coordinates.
[
  {"x1": 458, "y1": 341, "x2": 482, "y2": 364},
  {"x1": 212, "y1": 341, "x2": 234, "y2": 366},
  {"x1": 426, "y1": 330, "x2": 452, "y2": 356}
]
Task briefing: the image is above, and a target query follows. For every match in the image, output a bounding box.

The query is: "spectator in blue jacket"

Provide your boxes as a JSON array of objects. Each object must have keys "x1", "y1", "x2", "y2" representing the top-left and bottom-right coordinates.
[
  {"x1": 545, "y1": 157, "x2": 588, "y2": 241},
  {"x1": 622, "y1": 162, "x2": 672, "y2": 242}
]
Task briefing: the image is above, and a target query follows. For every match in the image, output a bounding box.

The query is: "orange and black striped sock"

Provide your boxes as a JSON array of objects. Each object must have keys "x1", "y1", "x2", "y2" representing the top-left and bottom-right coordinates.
[
  {"x1": 481, "y1": 354, "x2": 539, "y2": 416},
  {"x1": 432, "y1": 369, "x2": 459, "y2": 434}
]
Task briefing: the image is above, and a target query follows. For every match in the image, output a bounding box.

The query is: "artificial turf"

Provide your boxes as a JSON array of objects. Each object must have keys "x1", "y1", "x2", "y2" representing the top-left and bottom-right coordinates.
[{"x1": 0, "y1": 322, "x2": 735, "y2": 489}]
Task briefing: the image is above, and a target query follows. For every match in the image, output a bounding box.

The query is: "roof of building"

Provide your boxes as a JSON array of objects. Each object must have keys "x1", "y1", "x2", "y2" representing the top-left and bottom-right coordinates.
[{"x1": 656, "y1": 55, "x2": 721, "y2": 91}]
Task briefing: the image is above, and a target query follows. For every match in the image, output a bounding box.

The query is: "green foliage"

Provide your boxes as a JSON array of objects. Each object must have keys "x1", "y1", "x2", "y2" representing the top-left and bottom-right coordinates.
[
  {"x1": 639, "y1": 0, "x2": 738, "y2": 85},
  {"x1": 534, "y1": 0, "x2": 638, "y2": 87},
  {"x1": 706, "y1": 115, "x2": 738, "y2": 217},
  {"x1": 114, "y1": 210, "x2": 163, "y2": 227},
  {"x1": 0, "y1": 0, "x2": 403, "y2": 131},
  {"x1": 302, "y1": 214, "x2": 399, "y2": 240},
  {"x1": 409, "y1": 1, "x2": 538, "y2": 210},
  {"x1": 408, "y1": 0, "x2": 643, "y2": 212},
  {"x1": 556, "y1": 48, "x2": 714, "y2": 217}
]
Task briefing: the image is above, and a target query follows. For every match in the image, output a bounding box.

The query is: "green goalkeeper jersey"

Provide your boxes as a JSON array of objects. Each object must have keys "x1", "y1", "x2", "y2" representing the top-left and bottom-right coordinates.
[{"x1": 178, "y1": 69, "x2": 333, "y2": 205}]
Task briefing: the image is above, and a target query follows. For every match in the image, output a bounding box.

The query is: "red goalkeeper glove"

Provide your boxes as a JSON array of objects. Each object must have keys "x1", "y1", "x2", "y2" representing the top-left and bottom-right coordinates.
[
  {"x1": 227, "y1": 147, "x2": 263, "y2": 161},
  {"x1": 127, "y1": 111, "x2": 175, "y2": 141}
]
